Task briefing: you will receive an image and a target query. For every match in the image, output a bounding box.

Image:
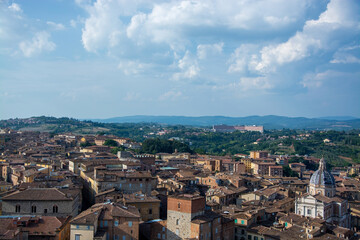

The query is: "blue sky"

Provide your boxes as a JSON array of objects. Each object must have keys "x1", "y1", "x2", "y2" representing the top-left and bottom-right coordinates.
[{"x1": 1, "y1": 0, "x2": 359, "y2": 119}]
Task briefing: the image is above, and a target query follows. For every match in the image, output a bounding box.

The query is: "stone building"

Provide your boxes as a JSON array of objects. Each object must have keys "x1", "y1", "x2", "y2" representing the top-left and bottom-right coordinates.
[
  {"x1": 2, "y1": 188, "x2": 80, "y2": 218},
  {"x1": 81, "y1": 166, "x2": 157, "y2": 203},
  {"x1": 70, "y1": 202, "x2": 140, "y2": 240},
  {"x1": 120, "y1": 193, "x2": 161, "y2": 221},
  {"x1": 295, "y1": 158, "x2": 351, "y2": 228}
]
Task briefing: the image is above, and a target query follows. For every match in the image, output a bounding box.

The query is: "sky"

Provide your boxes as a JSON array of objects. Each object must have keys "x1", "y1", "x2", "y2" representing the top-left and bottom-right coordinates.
[{"x1": 0, "y1": 0, "x2": 360, "y2": 120}]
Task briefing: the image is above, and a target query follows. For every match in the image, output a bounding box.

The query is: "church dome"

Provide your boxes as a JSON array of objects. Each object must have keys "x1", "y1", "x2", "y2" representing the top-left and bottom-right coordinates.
[{"x1": 309, "y1": 158, "x2": 335, "y2": 186}]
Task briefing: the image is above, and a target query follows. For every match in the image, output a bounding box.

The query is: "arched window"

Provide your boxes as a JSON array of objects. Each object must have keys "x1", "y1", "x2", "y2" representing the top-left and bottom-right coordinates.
[
  {"x1": 53, "y1": 205, "x2": 58, "y2": 213},
  {"x1": 176, "y1": 219, "x2": 179, "y2": 225},
  {"x1": 178, "y1": 203, "x2": 181, "y2": 209},
  {"x1": 31, "y1": 205, "x2": 36, "y2": 213},
  {"x1": 15, "y1": 205, "x2": 21, "y2": 213}
]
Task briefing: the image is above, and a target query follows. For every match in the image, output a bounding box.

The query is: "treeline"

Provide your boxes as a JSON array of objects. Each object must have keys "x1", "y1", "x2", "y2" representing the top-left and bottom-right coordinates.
[{"x1": 141, "y1": 138, "x2": 193, "y2": 154}]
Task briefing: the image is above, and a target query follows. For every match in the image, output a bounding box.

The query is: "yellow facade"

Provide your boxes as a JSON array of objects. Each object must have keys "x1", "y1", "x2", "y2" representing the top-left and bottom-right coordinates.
[{"x1": 240, "y1": 158, "x2": 252, "y2": 173}]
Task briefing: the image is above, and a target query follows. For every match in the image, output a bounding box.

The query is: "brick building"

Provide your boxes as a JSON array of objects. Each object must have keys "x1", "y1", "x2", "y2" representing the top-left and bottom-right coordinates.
[{"x1": 167, "y1": 194, "x2": 205, "y2": 239}]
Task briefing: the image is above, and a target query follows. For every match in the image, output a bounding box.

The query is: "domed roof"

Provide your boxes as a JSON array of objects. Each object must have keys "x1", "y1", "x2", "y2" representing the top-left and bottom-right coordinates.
[{"x1": 309, "y1": 158, "x2": 335, "y2": 186}]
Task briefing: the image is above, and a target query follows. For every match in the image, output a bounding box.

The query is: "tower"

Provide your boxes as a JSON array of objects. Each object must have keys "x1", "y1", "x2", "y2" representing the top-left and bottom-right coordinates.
[{"x1": 167, "y1": 194, "x2": 205, "y2": 240}]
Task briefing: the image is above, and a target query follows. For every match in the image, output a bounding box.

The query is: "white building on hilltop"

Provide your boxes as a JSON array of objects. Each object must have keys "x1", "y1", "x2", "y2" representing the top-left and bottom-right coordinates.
[{"x1": 295, "y1": 158, "x2": 351, "y2": 228}]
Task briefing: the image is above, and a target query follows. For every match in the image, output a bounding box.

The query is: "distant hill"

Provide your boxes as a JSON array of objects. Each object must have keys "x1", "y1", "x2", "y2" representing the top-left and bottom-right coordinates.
[
  {"x1": 317, "y1": 116, "x2": 358, "y2": 121},
  {"x1": 90, "y1": 115, "x2": 360, "y2": 130}
]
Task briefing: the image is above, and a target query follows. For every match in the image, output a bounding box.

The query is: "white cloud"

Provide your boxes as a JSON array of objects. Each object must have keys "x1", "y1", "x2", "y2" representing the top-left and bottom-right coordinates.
[
  {"x1": 301, "y1": 70, "x2": 360, "y2": 89},
  {"x1": 228, "y1": 44, "x2": 259, "y2": 73},
  {"x1": 118, "y1": 60, "x2": 148, "y2": 75},
  {"x1": 331, "y1": 54, "x2": 360, "y2": 64},
  {"x1": 8, "y1": 3, "x2": 22, "y2": 13},
  {"x1": 19, "y1": 32, "x2": 56, "y2": 57},
  {"x1": 172, "y1": 51, "x2": 200, "y2": 80},
  {"x1": 79, "y1": 0, "x2": 313, "y2": 52},
  {"x1": 158, "y1": 90, "x2": 183, "y2": 101},
  {"x1": 238, "y1": 77, "x2": 272, "y2": 90},
  {"x1": 197, "y1": 42, "x2": 223, "y2": 60},
  {"x1": 47, "y1": 21, "x2": 65, "y2": 30},
  {"x1": 330, "y1": 45, "x2": 360, "y2": 64},
  {"x1": 251, "y1": 0, "x2": 360, "y2": 73}
]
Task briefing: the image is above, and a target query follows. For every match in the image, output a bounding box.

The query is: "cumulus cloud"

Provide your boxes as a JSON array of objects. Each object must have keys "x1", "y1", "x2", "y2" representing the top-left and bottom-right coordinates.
[
  {"x1": 172, "y1": 51, "x2": 200, "y2": 81},
  {"x1": 19, "y1": 32, "x2": 56, "y2": 57},
  {"x1": 197, "y1": 42, "x2": 223, "y2": 60},
  {"x1": 251, "y1": 0, "x2": 360, "y2": 73},
  {"x1": 80, "y1": 0, "x2": 312, "y2": 52},
  {"x1": 228, "y1": 44, "x2": 260, "y2": 73}
]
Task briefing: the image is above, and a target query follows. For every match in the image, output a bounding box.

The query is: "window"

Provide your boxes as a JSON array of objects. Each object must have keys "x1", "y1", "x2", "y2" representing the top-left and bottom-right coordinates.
[
  {"x1": 31, "y1": 205, "x2": 36, "y2": 213},
  {"x1": 307, "y1": 209, "x2": 312, "y2": 215},
  {"x1": 241, "y1": 230, "x2": 245, "y2": 235},
  {"x1": 241, "y1": 220, "x2": 244, "y2": 225},
  {"x1": 140, "y1": 183, "x2": 143, "y2": 188},
  {"x1": 176, "y1": 219, "x2": 179, "y2": 225},
  {"x1": 44, "y1": 209, "x2": 47, "y2": 213},
  {"x1": 218, "y1": 218, "x2": 220, "y2": 223},
  {"x1": 128, "y1": 221, "x2": 132, "y2": 227},
  {"x1": 15, "y1": 205, "x2": 21, "y2": 213},
  {"x1": 176, "y1": 229, "x2": 179, "y2": 236},
  {"x1": 215, "y1": 227, "x2": 218, "y2": 234},
  {"x1": 75, "y1": 234, "x2": 81, "y2": 240},
  {"x1": 114, "y1": 221, "x2": 119, "y2": 226},
  {"x1": 53, "y1": 205, "x2": 58, "y2": 213},
  {"x1": 162, "y1": 227, "x2": 165, "y2": 232},
  {"x1": 122, "y1": 236, "x2": 126, "y2": 240},
  {"x1": 76, "y1": 225, "x2": 79, "y2": 229},
  {"x1": 248, "y1": 235, "x2": 252, "y2": 240},
  {"x1": 149, "y1": 208, "x2": 152, "y2": 214},
  {"x1": 104, "y1": 221, "x2": 108, "y2": 227},
  {"x1": 129, "y1": 184, "x2": 132, "y2": 188},
  {"x1": 178, "y1": 203, "x2": 181, "y2": 209},
  {"x1": 254, "y1": 237, "x2": 258, "y2": 240},
  {"x1": 158, "y1": 233, "x2": 161, "y2": 239}
]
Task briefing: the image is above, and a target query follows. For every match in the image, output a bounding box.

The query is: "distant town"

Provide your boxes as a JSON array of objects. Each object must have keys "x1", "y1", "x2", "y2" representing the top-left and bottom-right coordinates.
[{"x1": 0, "y1": 117, "x2": 360, "y2": 240}]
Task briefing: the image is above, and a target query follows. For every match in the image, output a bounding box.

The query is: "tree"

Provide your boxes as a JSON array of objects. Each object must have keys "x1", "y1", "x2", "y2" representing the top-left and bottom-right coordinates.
[
  {"x1": 110, "y1": 146, "x2": 126, "y2": 155},
  {"x1": 283, "y1": 166, "x2": 299, "y2": 177},
  {"x1": 103, "y1": 139, "x2": 118, "y2": 147},
  {"x1": 141, "y1": 138, "x2": 192, "y2": 154},
  {"x1": 80, "y1": 141, "x2": 92, "y2": 148}
]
